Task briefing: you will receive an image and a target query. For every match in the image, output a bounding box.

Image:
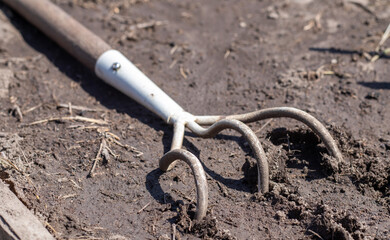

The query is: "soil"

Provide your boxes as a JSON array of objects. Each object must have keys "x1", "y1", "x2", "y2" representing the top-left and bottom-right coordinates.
[{"x1": 0, "y1": 0, "x2": 389, "y2": 239}]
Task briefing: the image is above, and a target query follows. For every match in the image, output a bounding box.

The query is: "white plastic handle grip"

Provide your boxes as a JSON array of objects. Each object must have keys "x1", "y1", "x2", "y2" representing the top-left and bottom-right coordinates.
[{"x1": 95, "y1": 50, "x2": 185, "y2": 123}]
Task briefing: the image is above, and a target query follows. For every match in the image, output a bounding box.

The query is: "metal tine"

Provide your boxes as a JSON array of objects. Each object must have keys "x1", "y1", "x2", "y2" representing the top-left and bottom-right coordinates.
[
  {"x1": 195, "y1": 107, "x2": 344, "y2": 165},
  {"x1": 159, "y1": 149, "x2": 208, "y2": 221},
  {"x1": 186, "y1": 119, "x2": 269, "y2": 193},
  {"x1": 160, "y1": 119, "x2": 269, "y2": 221}
]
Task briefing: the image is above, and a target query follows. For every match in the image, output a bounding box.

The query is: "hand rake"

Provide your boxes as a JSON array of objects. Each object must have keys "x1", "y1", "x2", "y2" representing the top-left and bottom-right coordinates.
[{"x1": 3, "y1": 0, "x2": 344, "y2": 221}]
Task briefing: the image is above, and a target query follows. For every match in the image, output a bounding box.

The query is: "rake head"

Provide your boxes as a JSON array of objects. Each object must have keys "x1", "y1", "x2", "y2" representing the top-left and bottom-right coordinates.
[{"x1": 159, "y1": 107, "x2": 344, "y2": 220}]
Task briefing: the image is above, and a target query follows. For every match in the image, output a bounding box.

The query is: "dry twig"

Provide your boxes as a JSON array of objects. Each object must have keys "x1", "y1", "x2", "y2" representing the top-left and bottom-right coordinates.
[
  {"x1": 28, "y1": 116, "x2": 108, "y2": 126},
  {"x1": 0, "y1": 55, "x2": 42, "y2": 64},
  {"x1": 172, "y1": 224, "x2": 177, "y2": 240},
  {"x1": 106, "y1": 137, "x2": 143, "y2": 157},
  {"x1": 303, "y1": 12, "x2": 322, "y2": 31},
  {"x1": 45, "y1": 221, "x2": 57, "y2": 234},
  {"x1": 88, "y1": 139, "x2": 106, "y2": 177},
  {"x1": 169, "y1": 59, "x2": 177, "y2": 69},
  {"x1": 254, "y1": 119, "x2": 273, "y2": 134},
  {"x1": 68, "y1": 102, "x2": 73, "y2": 116},
  {"x1": 0, "y1": 154, "x2": 40, "y2": 200},
  {"x1": 180, "y1": 66, "x2": 188, "y2": 79},
  {"x1": 371, "y1": 22, "x2": 390, "y2": 62},
  {"x1": 70, "y1": 179, "x2": 82, "y2": 189},
  {"x1": 12, "y1": 104, "x2": 23, "y2": 121},
  {"x1": 59, "y1": 193, "x2": 78, "y2": 199},
  {"x1": 106, "y1": 131, "x2": 120, "y2": 140},
  {"x1": 348, "y1": 0, "x2": 377, "y2": 19},
  {"x1": 137, "y1": 201, "x2": 151, "y2": 214},
  {"x1": 307, "y1": 229, "x2": 324, "y2": 240},
  {"x1": 57, "y1": 103, "x2": 105, "y2": 112},
  {"x1": 376, "y1": 23, "x2": 390, "y2": 50},
  {"x1": 129, "y1": 20, "x2": 164, "y2": 31},
  {"x1": 0, "y1": 155, "x2": 22, "y2": 172},
  {"x1": 23, "y1": 104, "x2": 43, "y2": 114}
]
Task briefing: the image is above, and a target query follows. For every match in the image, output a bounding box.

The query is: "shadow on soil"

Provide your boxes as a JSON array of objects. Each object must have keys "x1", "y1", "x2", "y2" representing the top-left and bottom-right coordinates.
[
  {"x1": 146, "y1": 127, "x2": 331, "y2": 206},
  {"x1": 266, "y1": 128, "x2": 329, "y2": 179},
  {"x1": 309, "y1": 47, "x2": 390, "y2": 60},
  {"x1": 358, "y1": 81, "x2": 390, "y2": 90},
  {"x1": 184, "y1": 136, "x2": 255, "y2": 193},
  {"x1": 145, "y1": 133, "x2": 254, "y2": 212}
]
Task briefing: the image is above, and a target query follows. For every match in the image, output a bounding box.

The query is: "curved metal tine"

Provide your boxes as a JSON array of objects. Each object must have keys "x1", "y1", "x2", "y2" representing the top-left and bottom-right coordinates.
[
  {"x1": 159, "y1": 149, "x2": 208, "y2": 221},
  {"x1": 187, "y1": 119, "x2": 269, "y2": 193},
  {"x1": 195, "y1": 107, "x2": 343, "y2": 166},
  {"x1": 171, "y1": 122, "x2": 185, "y2": 150},
  {"x1": 164, "y1": 122, "x2": 186, "y2": 171}
]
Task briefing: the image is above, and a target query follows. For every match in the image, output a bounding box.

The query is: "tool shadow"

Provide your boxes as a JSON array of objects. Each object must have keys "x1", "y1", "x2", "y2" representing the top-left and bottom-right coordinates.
[{"x1": 3, "y1": 5, "x2": 331, "y2": 208}]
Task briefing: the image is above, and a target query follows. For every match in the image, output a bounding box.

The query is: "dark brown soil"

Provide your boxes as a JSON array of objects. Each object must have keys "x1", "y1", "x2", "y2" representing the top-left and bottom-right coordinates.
[{"x1": 1, "y1": 0, "x2": 389, "y2": 239}]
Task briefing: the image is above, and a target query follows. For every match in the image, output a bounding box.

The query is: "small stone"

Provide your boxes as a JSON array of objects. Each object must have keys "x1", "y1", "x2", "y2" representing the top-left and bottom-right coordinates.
[
  {"x1": 275, "y1": 210, "x2": 286, "y2": 221},
  {"x1": 268, "y1": 11, "x2": 279, "y2": 19},
  {"x1": 267, "y1": 6, "x2": 279, "y2": 19},
  {"x1": 239, "y1": 22, "x2": 247, "y2": 28}
]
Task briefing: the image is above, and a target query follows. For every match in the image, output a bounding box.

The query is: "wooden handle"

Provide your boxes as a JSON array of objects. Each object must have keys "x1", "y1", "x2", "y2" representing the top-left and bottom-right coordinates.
[{"x1": 3, "y1": 0, "x2": 111, "y2": 70}]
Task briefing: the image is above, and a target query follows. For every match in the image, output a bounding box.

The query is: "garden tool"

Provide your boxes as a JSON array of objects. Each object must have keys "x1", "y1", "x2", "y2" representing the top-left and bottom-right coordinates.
[{"x1": 3, "y1": 0, "x2": 343, "y2": 221}]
